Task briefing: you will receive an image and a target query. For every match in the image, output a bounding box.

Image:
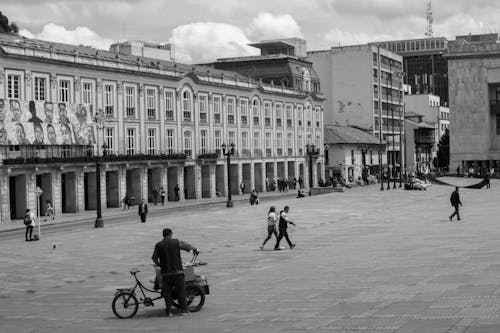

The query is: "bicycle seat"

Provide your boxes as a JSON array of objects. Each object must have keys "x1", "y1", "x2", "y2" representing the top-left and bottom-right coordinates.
[{"x1": 130, "y1": 269, "x2": 140, "y2": 275}]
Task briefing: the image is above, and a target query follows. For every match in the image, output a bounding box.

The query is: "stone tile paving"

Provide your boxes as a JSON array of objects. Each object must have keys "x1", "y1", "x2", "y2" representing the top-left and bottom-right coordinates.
[{"x1": 1, "y1": 178, "x2": 500, "y2": 332}]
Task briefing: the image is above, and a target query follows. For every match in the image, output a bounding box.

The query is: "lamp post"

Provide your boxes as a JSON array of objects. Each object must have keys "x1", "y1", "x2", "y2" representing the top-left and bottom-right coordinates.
[
  {"x1": 222, "y1": 143, "x2": 235, "y2": 208},
  {"x1": 94, "y1": 109, "x2": 106, "y2": 228},
  {"x1": 306, "y1": 144, "x2": 316, "y2": 196},
  {"x1": 377, "y1": 45, "x2": 384, "y2": 191}
]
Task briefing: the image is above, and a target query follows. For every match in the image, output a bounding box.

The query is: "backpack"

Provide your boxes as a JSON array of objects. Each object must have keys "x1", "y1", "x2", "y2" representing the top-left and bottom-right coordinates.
[{"x1": 23, "y1": 213, "x2": 32, "y2": 226}]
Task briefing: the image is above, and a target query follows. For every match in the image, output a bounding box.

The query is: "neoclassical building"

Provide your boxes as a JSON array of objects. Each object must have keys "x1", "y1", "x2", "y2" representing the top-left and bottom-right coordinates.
[{"x1": 0, "y1": 33, "x2": 325, "y2": 222}]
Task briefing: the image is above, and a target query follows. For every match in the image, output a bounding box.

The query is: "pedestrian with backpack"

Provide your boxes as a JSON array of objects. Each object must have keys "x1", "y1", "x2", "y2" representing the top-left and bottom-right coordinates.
[
  {"x1": 275, "y1": 206, "x2": 296, "y2": 250},
  {"x1": 24, "y1": 209, "x2": 36, "y2": 241}
]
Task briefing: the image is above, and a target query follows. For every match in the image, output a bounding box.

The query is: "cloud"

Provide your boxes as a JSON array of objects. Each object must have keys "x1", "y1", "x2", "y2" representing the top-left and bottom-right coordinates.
[
  {"x1": 19, "y1": 23, "x2": 113, "y2": 50},
  {"x1": 168, "y1": 22, "x2": 259, "y2": 64},
  {"x1": 247, "y1": 13, "x2": 303, "y2": 41}
]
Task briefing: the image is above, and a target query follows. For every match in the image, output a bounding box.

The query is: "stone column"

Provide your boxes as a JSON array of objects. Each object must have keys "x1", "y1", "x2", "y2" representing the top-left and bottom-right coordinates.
[
  {"x1": 195, "y1": 164, "x2": 202, "y2": 199},
  {"x1": 237, "y1": 162, "x2": 243, "y2": 193},
  {"x1": 76, "y1": 167, "x2": 85, "y2": 213},
  {"x1": 261, "y1": 163, "x2": 267, "y2": 192},
  {"x1": 223, "y1": 162, "x2": 228, "y2": 196},
  {"x1": 178, "y1": 164, "x2": 185, "y2": 201},
  {"x1": 210, "y1": 164, "x2": 216, "y2": 198},
  {"x1": 141, "y1": 165, "x2": 148, "y2": 202},
  {"x1": 250, "y1": 162, "x2": 255, "y2": 191},
  {"x1": 0, "y1": 171, "x2": 9, "y2": 222}
]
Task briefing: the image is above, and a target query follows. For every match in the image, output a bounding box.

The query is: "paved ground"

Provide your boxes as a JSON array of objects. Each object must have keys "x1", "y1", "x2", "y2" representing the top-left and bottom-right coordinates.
[{"x1": 2, "y1": 178, "x2": 500, "y2": 333}]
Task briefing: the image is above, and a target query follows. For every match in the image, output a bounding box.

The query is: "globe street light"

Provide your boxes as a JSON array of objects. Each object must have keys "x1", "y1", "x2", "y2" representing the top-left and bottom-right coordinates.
[
  {"x1": 222, "y1": 142, "x2": 235, "y2": 208},
  {"x1": 306, "y1": 144, "x2": 316, "y2": 196}
]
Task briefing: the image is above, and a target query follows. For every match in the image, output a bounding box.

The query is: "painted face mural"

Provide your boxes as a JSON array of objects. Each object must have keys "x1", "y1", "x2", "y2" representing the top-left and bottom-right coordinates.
[{"x1": 2, "y1": 101, "x2": 95, "y2": 146}]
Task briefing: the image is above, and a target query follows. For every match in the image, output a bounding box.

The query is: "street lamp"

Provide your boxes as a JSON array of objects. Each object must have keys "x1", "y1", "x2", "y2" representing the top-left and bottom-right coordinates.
[
  {"x1": 306, "y1": 144, "x2": 316, "y2": 196},
  {"x1": 94, "y1": 109, "x2": 106, "y2": 228},
  {"x1": 222, "y1": 142, "x2": 235, "y2": 208}
]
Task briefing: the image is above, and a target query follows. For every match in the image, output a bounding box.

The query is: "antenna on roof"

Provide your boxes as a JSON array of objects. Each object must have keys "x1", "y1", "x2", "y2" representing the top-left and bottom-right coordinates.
[{"x1": 425, "y1": 0, "x2": 433, "y2": 37}]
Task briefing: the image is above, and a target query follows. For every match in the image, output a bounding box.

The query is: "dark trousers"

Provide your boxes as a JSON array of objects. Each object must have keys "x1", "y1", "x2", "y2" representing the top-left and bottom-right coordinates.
[
  {"x1": 162, "y1": 273, "x2": 186, "y2": 313},
  {"x1": 275, "y1": 228, "x2": 293, "y2": 249},
  {"x1": 25, "y1": 225, "x2": 33, "y2": 241},
  {"x1": 262, "y1": 225, "x2": 278, "y2": 245},
  {"x1": 139, "y1": 213, "x2": 147, "y2": 222},
  {"x1": 161, "y1": 196, "x2": 165, "y2": 205},
  {"x1": 450, "y1": 204, "x2": 461, "y2": 220}
]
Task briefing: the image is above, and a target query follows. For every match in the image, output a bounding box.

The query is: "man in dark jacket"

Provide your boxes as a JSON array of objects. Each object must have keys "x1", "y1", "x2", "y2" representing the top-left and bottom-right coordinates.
[
  {"x1": 449, "y1": 186, "x2": 463, "y2": 221},
  {"x1": 138, "y1": 199, "x2": 148, "y2": 223},
  {"x1": 152, "y1": 228, "x2": 198, "y2": 317},
  {"x1": 275, "y1": 206, "x2": 296, "y2": 250}
]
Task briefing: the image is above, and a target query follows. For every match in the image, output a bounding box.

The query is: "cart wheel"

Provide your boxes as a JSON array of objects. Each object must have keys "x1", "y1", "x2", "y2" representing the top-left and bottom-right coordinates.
[
  {"x1": 112, "y1": 291, "x2": 139, "y2": 319},
  {"x1": 186, "y1": 285, "x2": 205, "y2": 312}
]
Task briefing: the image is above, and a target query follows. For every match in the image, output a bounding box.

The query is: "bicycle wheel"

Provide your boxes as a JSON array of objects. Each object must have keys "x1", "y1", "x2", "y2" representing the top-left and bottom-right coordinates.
[
  {"x1": 112, "y1": 291, "x2": 139, "y2": 319},
  {"x1": 186, "y1": 285, "x2": 205, "y2": 312}
]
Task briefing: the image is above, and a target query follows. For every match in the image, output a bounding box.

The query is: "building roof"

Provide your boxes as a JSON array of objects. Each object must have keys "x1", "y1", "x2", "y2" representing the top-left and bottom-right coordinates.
[
  {"x1": 405, "y1": 118, "x2": 435, "y2": 129},
  {"x1": 324, "y1": 125, "x2": 383, "y2": 145},
  {"x1": 248, "y1": 40, "x2": 296, "y2": 50}
]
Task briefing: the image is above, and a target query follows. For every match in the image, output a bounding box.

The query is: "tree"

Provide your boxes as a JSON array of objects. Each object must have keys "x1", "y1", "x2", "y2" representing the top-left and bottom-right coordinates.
[
  {"x1": 0, "y1": 11, "x2": 19, "y2": 34},
  {"x1": 436, "y1": 128, "x2": 450, "y2": 171}
]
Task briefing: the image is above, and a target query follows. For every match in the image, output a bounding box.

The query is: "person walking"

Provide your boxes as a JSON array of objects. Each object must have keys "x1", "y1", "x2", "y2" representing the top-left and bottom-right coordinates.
[
  {"x1": 152, "y1": 187, "x2": 159, "y2": 205},
  {"x1": 260, "y1": 206, "x2": 279, "y2": 250},
  {"x1": 152, "y1": 228, "x2": 199, "y2": 317},
  {"x1": 24, "y1": 208, "x2": 36, "y2": 241},
  {"x1": 174, "y1": 184, "x2": 180, "y2": 201},
  {"x1": 138, "y1": 199, "x2": 148, "y2": 223},
  {"x1": 160, "y1": 187, "x2": 166, "y2": 206},
  {"x1": 449, "y1": 186, "x2": 463, "y2": 221},
  {"x1": 275, "y1": 206, "x2": 296, "y2": 250},
  {"x1": 44, "y1": 200, "x2": 55, "y2": 221}
]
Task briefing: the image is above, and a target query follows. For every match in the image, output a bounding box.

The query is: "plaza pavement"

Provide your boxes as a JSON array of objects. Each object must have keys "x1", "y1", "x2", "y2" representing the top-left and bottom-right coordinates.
[{"x1": 1, "y1": 178, "x2": 500, "y2": 332}]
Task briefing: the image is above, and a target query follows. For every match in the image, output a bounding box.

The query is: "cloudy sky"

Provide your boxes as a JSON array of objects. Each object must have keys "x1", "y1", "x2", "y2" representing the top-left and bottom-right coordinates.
[{"x1": 2, "y1": 0, "x2": 499, "y2": 63}]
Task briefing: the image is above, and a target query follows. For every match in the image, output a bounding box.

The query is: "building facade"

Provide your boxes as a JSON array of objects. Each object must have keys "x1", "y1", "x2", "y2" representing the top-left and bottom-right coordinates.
[
  {"x1": 375, "y1": 37, "x2": 449, "y2": 106},
  {"x1": 308, "y1": 44, "x2": 403, "y2": 177},
  {"x1": 0, "y1": 33, "x2": 324, "y2": 222},
  {"x1": 404, "y1": 112, "x2": 435, "y2": 173},
  {"x1": 446, "y1": 38, "x2": 500, "y2": 172}
]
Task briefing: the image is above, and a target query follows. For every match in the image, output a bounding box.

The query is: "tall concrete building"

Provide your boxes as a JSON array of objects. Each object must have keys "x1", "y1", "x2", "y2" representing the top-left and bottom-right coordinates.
[
  {"x1": 446, "y1": 36, "x2": 500, "y2": 172},
  {"x1": 308, "y1": 44, "x2": 403, "y2": 176},
  {"x1": 0, "y1": 33, "x2": 324, "y2": 223}
]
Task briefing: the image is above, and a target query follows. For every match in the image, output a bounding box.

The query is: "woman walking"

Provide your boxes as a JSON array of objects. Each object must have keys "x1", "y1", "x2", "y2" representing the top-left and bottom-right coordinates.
[{"x1": 260, "y1": 206, "x2": 279, "y2": 250}]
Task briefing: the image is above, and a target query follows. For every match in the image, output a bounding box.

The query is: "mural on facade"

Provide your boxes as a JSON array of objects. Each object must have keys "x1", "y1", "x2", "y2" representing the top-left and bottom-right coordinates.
[{"x1": 0, "y1": 99, "x2": 96, "y2": 145}]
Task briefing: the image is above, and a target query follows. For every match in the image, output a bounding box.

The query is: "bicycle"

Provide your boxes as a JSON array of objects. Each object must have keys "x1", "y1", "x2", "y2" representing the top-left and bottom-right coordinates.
[{"x1": 112, "y1": 254, "x2": 209, "y2": 319}]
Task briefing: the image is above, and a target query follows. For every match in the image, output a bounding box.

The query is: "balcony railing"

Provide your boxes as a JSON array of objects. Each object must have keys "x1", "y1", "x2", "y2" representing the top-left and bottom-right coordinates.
[
  {"x1": 197, "y1": 151, "x2": 220, "y2": 160},
  {"x1": 266, "y1": 148, "x2": 272, "y2": 157},
  {"x1": 241, "y1": 149, "x2": 251, "y2": 158},
  {"x1": 414, "y1": 134, "x2": 435, "y2": 144},
  {"x1": 253, "y1": 148, "x2": 262, "y2": 157}
]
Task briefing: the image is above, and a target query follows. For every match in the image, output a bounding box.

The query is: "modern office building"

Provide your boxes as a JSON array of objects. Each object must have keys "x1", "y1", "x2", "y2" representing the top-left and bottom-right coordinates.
[
  {"x1": 0, "y1": 33, "x2": 324, "y2": 223},
  {"x1": 446, "y1": 36, "x2": 500, "y2": 172},
  {"x1": 375, "y1": 37, "x2": 449, "y2": 106},
  {"x1": 308, "y1": 44, "x2": 403, "y2": 177}
]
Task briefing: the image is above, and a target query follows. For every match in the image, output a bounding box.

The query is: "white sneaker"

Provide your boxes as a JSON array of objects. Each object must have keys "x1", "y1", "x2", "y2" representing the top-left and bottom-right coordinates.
[{"x1": 279, "y1": 246, "x2": 285, "y2": 250}]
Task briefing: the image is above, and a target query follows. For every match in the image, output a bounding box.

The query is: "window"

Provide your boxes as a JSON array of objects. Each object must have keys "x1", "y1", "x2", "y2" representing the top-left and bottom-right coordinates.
[
  {"x1": 241, "y1": 99, "x2": 248, "y2": 124},
  {"x1": 214, "y1": 130, "x2": 222, "y2": 152},
  {"x1": 276, "y1": 133, "x2": 283, "y2": 156},
  {"x1": 126, "y1": 128, "x2": 136, "y2": 155},
  {"x1": 306, "y1": 105, "x2": 312, "y2": 127},
  {"x1": 146, "y1": 128, "x2": 156, "y2": 154},
  {"x1": 199, "y1": 95, "x2": 208, "y2": 123},
  {"x1": 297, "y1": 105, "x2": 303, "y2": 127},
  {"x1": 287, "y1": 133, "x2": 293, "y2": 156},
  {"x1": 125, "y1": 86, "x2": 136, "y2": 118},
  {"x1": 252, "y1": 99, "x2": 260, "y2": 124},
  {"x1": 286, "y1": 105, "x2": 293, "y2": 127},
  {"x1": 182, "y1": 91, "x2": 191, "y2": 121},
  {"x1": 183, "y1": 130, "x2": 192, "y2": 156},
  {"x1": 298, "y1": 135, "x2": 303, "y2": 155},
  {"x1": 275, "y1": 104, "x2": 282, "y2": 127},
  {"x1": 166, "y1": 128, "x2": 175, "y2": 154},
  {"x1": 82, "y1": 82, "x2": 93, "y2": 107},
  {"x1": 165, "y1": 90, "x2": 174, "y2": 120},
  {"x1": 200, "y1": 129, "x2": 208, "y2": 153},
  {"x1": 316, "y1": 134, "x2": 321, "y2": 148},
  {"x1": 58, "y1": 79, "x2": 70, "y2": 103},
  {"x1": 213, "y1": 95, "x2": 221, "y2": 123},
  {"x1": 7, "y1": 74, "x2": 21, "y2": 99},
  {"x1": 315, "y1": 107, "x2": 321, "y2": 128},
  {"x1": 104, "y1": 127, "x2": 114, "y2": 154},
  {"x1": 265, "y1": 132, "x2": 272, "y2": 156},
  {"x1": 104, "y1": 84, "x2": 114, "y2": 117},
  {"x1": 33, "y1": 77, "x2": 46, "y2": 101},
  {"x1": 227, "y1": 98, "x2": 235, "y2": 124},
  {"x1": 253, "y1": 131, "x2": 261, "y2": 155},
  {"x1": 264, "y1": 102, "x2": 272, "y2": 126},
  {"x1": 241, "y1": 131, "x2": 249, "y2": 152},
  {"x1": 228, "y1": 131, "x2": 235, "y2": 145},
  {"x1": 351, "y1": 149, "x2": 355, "y2": 165},
  {"x1": 146, "y1": 88, "x2": 156, "y2": 120}
]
